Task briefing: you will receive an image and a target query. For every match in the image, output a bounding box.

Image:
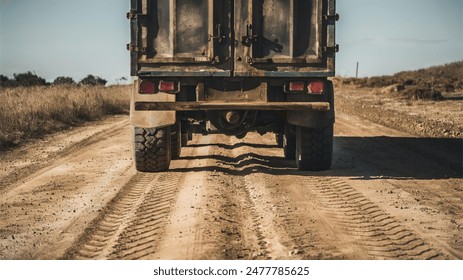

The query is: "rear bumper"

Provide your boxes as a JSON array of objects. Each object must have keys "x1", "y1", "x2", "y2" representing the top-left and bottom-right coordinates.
[{"x1": 134, "y1": 101, "x2": 330, "y2": 112}]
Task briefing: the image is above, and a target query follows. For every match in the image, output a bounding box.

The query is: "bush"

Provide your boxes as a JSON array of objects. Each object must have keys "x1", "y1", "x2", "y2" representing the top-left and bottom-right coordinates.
[
  {"x1": 0, "y1": 75, "x2": 8, "y2": 86},
  {"x1": 0, "y1": 75, "x2": 19, "y2": 88},
  {"x1": 79, "y1": 75, "x2": 107, "y2": 86},
  {"x1": 1, "y1": 72, "x2": 112, "y2": 88},
  {"x1": 14, "y1": 71, "x2": 47, "y2": 87},
  {"x1": 53, "y1": 76, "x2": 76, "y2": 86}
]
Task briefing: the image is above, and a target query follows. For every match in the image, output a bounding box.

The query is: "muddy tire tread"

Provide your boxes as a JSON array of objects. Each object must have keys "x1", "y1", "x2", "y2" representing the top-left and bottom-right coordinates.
[
  {"x1": 296, "y1": 125, "x2": 333, "y2": 171},
  {"x1": 134, "y1": 127, "x2": 171, "y2": 172}
]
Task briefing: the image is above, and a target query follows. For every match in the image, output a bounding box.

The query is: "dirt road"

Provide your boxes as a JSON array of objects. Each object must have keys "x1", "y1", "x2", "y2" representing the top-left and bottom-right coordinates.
[{"x1": 0, "y1": 105, "x2": 462, "y2": 259}]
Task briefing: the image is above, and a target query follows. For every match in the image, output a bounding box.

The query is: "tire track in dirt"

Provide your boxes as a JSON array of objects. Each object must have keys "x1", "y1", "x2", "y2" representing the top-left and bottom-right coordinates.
[
  {"x1": 208, "y1": 130, "x2": 459, "y2": 260},
  {"x1": 64, "y1": 172, "x2": 183, "y2": 260},
  {"x1": 165, "y1": 135, "x2": 272, "y2": 260},
  {"x1": 238, "y1": 176, "x2": 303, "y2": 259},
  {"x1": 64, "y1": 173, "x2": 156, "y2": 259},
  {"x1": 233, "y1": 170, "x2": 347, "y2": 259},
  {"x1": 0, "y1": 118, "x2": 129, "y2": 195},
  {"x1": 217, "y1": 136, "x2": 295, "y2": 260},
  {"x1": 198, "y1": 170, "x2": 270, "y2": 260},
  {"x1": 110, "y1": 173, "x2": 182, "y2": 260},
  {"x1": 308, "y1": 177, "x2": 445, "y2": 259},
  {"x1": 250, "y1": 174, "x2": 347, "y2": 259},
  {"x1": 0, "y1": 117, "x2": 134, "y2": 260},
  {"x1": 210, "y1": 134, "x2": 342, "y2": 259},
  {"x1": 143, "y1": 134, "x2": 280, "y2": 260},
  {"x1": 220, "y1": 173, "x2": 272, "y2": 259},
  {"x1": 383, "y1": 180, "x2": 463, "y2": 258}
]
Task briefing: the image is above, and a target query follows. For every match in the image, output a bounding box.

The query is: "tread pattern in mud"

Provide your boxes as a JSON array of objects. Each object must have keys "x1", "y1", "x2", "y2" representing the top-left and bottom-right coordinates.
[
  {"x1": 243, "y1": 175, "x2": 344, "y2": 260},
  {"x1": 305, "y1": 178, "x2": 445, "y2": 260},
  {"x1": 0, "y1": 120, "x2": 128, "y2": 195},
  {"x1": 65, "y1": 173, "x2": 182, "y2": 260},
  {"x1": 110, "y1": 173, "x2": 180, "y2": 260},
  {"x1": 237, "y1": 183, "x2": 273, "y2": 259}
]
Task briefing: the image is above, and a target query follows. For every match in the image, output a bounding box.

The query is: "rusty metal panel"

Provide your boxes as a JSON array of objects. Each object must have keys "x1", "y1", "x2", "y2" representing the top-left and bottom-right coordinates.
[
  {"x1": 259, "y1": 0, "x2": 320, "y2": 61},
  {"x1": 147, "y1": 0, "x2": 209, "y2": 60},
  {"x1": 205, "y1": 83, "x2": 268, "y2": 102},
  {"x1": 234, "y1": 0, "x2": 326, "y2": 77},
  {"x1": 175, "y1": 0, "x2": 209, "y2": 56},
  {"x1": 130, "y1": 0, "x2": 231, "y2": 76},
  {"x1": 137, "y1": 0, "x2": 225, "y2": 63}
]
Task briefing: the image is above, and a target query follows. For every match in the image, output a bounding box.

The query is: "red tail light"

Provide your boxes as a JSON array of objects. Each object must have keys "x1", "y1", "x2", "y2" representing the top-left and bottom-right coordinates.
[
  {"x1": 289, "y1": 81, "x2": 305, "y2": 92},
  {"x1": 308, "y1": 81, "x2": 324, "y2": 94},
  {"x1": 139, "y1": 81, "x2": 156, "y2": 94},
  {"x1": 159, "y1": 81, "x2": 179, "y2": 93}
]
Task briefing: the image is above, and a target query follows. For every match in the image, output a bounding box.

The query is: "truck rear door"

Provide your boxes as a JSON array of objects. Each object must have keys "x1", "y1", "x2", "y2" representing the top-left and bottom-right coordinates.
[
  {"x1": 234, "y1": 0, "x2": 334, "y2": 77},
  {"x1": 130, "y1": 0, "x2": 336, "y2": 77},
  {"x1": 129, "y1": 0, "x2": 232, "y2": 76}
]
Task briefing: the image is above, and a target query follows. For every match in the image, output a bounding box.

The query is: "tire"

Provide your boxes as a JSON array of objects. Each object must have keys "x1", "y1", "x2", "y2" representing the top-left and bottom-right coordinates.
[
  {"x1": 295, "y1": 125, "x2": 333, "y2": 171},
  {"x1": 283, "y1": 124, "x2": 296, "y2": 160},
  {"x1": 171, "y1": 123, "x2": 181, "y2": 159},
  {"x1": 134, "y1": 127, "x2": 171, "y2": 172}
]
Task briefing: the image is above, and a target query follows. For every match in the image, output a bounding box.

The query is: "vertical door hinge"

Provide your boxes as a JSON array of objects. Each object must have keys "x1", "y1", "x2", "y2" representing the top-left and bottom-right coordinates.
[
  {"x1": 323, "y1": 44, "x2": 340, "y2": 53},
  {"x1": 323, "y1": 14, "x2": 340, "y2": 23}
]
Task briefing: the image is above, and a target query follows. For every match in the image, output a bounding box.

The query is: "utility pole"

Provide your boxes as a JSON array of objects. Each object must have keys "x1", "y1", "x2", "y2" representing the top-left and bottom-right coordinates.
[{"x1": 356, "y1": 62, "x2": 359, "y2": 78}]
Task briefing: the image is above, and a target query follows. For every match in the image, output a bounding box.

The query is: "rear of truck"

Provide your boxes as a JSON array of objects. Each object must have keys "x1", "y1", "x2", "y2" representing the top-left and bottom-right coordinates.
[{"x1": 128, "y1": 0, "x2": 339, "y2": 172}]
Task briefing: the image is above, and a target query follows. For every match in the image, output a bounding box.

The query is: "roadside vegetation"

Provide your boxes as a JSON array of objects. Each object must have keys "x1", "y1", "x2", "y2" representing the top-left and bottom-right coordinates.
[
  {"x1": 335, "y1": 62, "x2": 463, "y2": 138},
  {"x1": 0, "y1": 72, "x2": 130, "y2": 149},
  {"x1": 338, "y1": 61, "x2": 463, "y2": 101}
]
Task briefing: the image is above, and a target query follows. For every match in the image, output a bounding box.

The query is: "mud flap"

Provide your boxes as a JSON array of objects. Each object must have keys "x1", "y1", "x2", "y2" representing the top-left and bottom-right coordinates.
[
  {"x1": 287, "y1": 110, "x2": 333, "y2": 129},
  {"x1": 130, "y1": 80, "x2": 176, "y2": 128},
  {"x1": 286, "y1": 81, "x2": 335, "y2": 129}
]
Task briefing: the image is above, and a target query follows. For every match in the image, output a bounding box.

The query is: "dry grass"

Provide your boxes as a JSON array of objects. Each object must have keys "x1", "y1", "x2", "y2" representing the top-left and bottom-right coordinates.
[{"x1": 0, "y1": 85, "x2": 130, "y2": 149}]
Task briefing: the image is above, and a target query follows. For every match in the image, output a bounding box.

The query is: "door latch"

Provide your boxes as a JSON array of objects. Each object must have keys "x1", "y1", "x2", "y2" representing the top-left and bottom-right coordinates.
[
  {"x1": 241, "y1": 24, "x2": 258, "y2": 47},
  {"x1": 126, "y1": 10, "x2": 148, "y2": 20},
  {"x1": 209, "y1": 24, "x2": 226, "y2": 43}
]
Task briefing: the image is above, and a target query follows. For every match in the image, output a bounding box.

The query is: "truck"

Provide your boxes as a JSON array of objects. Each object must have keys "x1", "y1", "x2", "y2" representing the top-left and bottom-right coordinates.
[{"x1": 128, "y1": 0, "x2": 339, "y2": 172}]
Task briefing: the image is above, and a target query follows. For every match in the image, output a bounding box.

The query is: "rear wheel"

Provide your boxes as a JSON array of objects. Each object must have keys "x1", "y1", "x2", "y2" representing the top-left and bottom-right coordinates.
[
  {"x1": 283, "y1": 123, "x2": 296, "y2": 160},
  {"x1": 134, "y1": 127, "x2": 171, "y2": 172},
  {"x1": 295, "y1": 125, "x2": 333, "y2": 171}
]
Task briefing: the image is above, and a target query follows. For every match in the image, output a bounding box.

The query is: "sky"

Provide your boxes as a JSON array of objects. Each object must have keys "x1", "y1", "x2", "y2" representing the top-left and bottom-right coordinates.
[{"x1": 0, "y1": 0, "x2": 462, "y2": 83}]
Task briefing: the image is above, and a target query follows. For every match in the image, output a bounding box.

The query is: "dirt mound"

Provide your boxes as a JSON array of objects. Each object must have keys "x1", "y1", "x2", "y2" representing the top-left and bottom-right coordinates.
[
  {"x1": 380, "y1": 84, "x2": 405, "y2": 94},
  {"x1": 400, "y1": 86, "x2": 444, "y2": 101}
]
